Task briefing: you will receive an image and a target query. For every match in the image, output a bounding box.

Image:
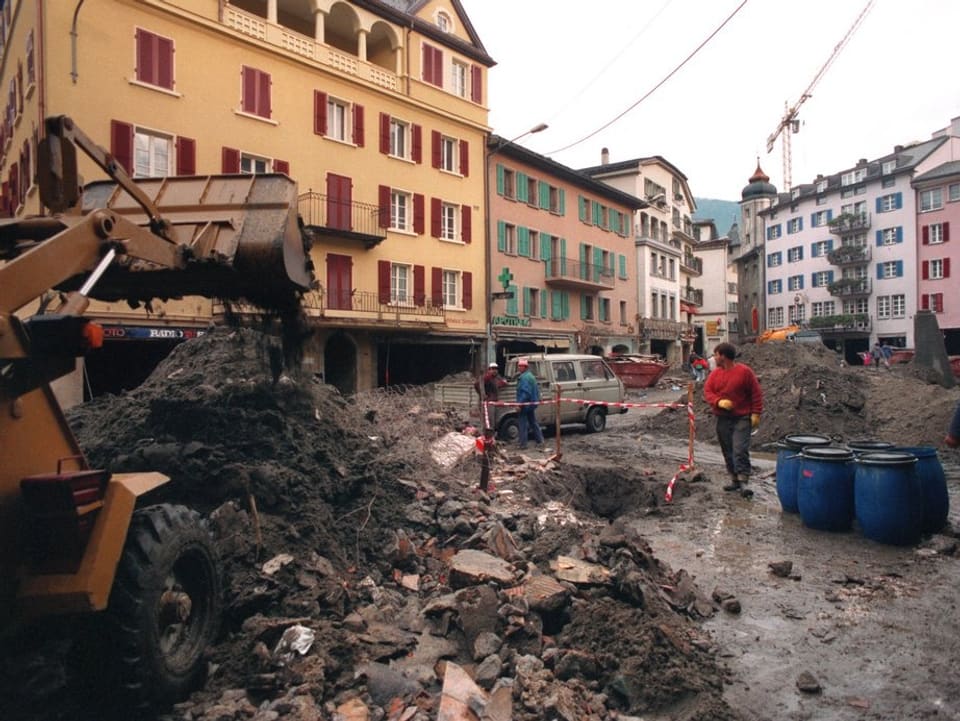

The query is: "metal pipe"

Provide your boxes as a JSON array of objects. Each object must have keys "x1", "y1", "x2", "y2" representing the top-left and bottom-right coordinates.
[{"x1": 70, "y1": 0, "x2": 86, "y2": 84}]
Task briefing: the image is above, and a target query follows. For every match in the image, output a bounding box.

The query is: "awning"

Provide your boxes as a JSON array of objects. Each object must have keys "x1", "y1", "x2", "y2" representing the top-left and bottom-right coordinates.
[{"x1": 680, "y1": 302, "x2": 698, "y2": 314}]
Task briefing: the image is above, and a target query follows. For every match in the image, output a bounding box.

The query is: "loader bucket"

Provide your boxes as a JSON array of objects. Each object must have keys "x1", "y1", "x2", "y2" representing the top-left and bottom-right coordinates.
[{"x1": 73, "y1": 174, "x2": 316, "y2": 312}]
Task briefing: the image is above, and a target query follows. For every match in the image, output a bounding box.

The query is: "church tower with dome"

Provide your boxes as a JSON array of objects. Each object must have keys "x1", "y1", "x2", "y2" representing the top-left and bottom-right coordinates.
[{"x1": 736, "y1": 162, "x2": 779, "y2": 339}]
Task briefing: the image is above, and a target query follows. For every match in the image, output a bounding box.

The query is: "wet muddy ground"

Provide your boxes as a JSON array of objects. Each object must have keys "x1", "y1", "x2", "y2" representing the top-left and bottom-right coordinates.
[{"x1": 556, "y1": 390, "x2": 960, "y2": 721}]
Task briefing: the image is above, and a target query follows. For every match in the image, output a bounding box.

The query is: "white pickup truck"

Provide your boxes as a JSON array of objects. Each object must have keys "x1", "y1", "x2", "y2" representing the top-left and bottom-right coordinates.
[{"x1": 435, "y1": 353, "x2": 627, "y2": 441}]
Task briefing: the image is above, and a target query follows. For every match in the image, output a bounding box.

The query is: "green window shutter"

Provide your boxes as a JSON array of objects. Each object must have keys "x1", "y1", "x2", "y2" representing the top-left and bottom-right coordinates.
[
  {"x1": 518, "y1": 226, "x2": 530, "y2": 257},
  {"x1": 578, "y1": 195, "x2": 586, "y2": 222},
  {"x1": 523, "y1": 287, "x2": 532, "y2": 316},
  {"x1": 496, "y1": 164, "x2": 504, "y2": 195},
  {"x1": 593, "y1": 247, "x2": 602, "y2": 281},
  {"x1": 558, "y1": 188, "x2": 566, "y2": 215},
  {"x1": 539, "y1": 180, "x2": 550, "y2": 209},
  {"x1": 497, "y1": 221, "x2": 506, "y2": 252},
  {"x1": 541, "y1": 289, "x2": 548, "y2": 318},
  {"x1": 560, "y1": 238, "x2": 567, "y2": 275},
  {"x1": 506, "y1": 284, "x2": 518, "y2": 316},
  {"x1": 541, "y1": 238, "x2": 552, "y2": 262},
  {"x1": 618, "y1": 254, "x2": 627, "y2": 279},
  {"x1": 561, "y1": 292, "x2": 570, "y2": 320},
  {"x1": 580, "y1": 295, "x2": 588, "y2": 320},
  {"x1": 579, "y1": 243, "x2": 588, "y2": 280},
  {"x1": 592, "y1": 201, "x2": 601, "y2": 226},
  {"x1": 551, "y1": 290, "x2": 561, "y2": 320},
  {"x1": 517, "y1": 173, "x2": 528, "y2": 203}
]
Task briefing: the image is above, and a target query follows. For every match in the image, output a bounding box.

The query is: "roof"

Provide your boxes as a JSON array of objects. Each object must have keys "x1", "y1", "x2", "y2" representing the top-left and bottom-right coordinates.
[
  {"x1": 913, "y1": 160, "x2": 960, "y2": 184},
  {"x1": 491, "y1": 137, "x2": 646, "y2": 210}
]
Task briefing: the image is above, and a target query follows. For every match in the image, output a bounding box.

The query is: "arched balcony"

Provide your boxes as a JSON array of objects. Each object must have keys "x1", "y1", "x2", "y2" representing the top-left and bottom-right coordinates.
[{"x1": 222, "y1": 0, "x2": 401, "y2": 89}]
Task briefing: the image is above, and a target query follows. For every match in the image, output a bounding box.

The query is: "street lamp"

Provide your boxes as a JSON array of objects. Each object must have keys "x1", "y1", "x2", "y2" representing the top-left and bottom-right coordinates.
[{"x1": 483, "y1": 122, "x2": 549, "y2": 368}]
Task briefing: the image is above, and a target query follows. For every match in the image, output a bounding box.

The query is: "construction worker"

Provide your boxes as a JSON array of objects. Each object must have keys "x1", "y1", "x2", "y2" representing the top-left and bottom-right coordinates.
[
  {"x1": 515, "y1": 358, "x2": 544, "y2": 450},
  {"x1": 945, "y1": 401, "x2": 960, "y2": 448}
]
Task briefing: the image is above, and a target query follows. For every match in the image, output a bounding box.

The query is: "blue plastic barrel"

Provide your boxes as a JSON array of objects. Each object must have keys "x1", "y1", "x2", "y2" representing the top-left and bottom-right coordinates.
[
  {"x1": 846, "y1": 439, "x2": 894, "y2": 455},
  {"x1": 776, "y1": 434, "x2": 833, "y2": 513},
  {"x1": 854, "y1": 451, "x2": 922, "y2": 546},
  {"x1": 894, "y1": 446, "x2": 949, "y2": 534},
  {"x1": 797, "y1": 446, "x2": 856, "y2": 531}
]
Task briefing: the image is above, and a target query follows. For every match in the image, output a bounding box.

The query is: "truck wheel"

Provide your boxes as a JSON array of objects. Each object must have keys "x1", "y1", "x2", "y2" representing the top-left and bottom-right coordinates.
[
  {"x1": 498, "y1": 417, "x2": 520, "y2": 443},
  {"x1": 108, "y1": 504, "x2": 222, "y2": 713},
  {"x1": 585, "y1": 406, "x2": 606, "y2": 433}
]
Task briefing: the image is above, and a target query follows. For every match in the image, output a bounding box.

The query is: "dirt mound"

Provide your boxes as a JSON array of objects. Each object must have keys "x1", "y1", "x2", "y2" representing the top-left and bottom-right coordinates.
[{"x1": 640, "y1": 341, "x2": 959, "y2": 449}]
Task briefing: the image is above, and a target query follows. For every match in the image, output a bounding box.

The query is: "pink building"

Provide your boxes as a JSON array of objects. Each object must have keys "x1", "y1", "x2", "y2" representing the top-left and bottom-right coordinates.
[
  {"x1": 913, "y1": 161, "x2": 960, "y2": 353},
  {"x1": 487, "y1": 137, "x2": 644, "y2": 362}
]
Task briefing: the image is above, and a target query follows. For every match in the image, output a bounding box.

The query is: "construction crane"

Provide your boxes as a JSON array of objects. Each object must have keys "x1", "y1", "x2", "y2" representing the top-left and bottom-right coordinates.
[{"x1": 766, "y1": 0, "x2": 875, "y2": 190}]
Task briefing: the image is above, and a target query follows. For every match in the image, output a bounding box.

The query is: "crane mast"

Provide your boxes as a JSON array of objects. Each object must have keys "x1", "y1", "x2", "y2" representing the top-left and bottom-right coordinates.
[{"x1": 766, "y1": 0, "x2": 875, "y2": 190}]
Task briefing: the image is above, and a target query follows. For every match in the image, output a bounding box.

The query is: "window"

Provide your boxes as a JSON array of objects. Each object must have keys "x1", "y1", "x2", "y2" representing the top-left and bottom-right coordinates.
[
  {"x1": 877, "y1": 295, "x2": 891, "y2": 319},
  {"x1": 620, "y1": 300, "x2": 627, "y2": 324},
  {"x1": 812, "y1": 301, "x2": 835, "y2": 317},
  {"x1": 816, "y1": 180, "x2": 828, "y2": 193},
  {"x1": 843, "y1": 232, "x2": 867, "y2": 248},
  {"x1": 878, "y1": 193, "x2": 900, "y2": 212},
  {"x1": 949, "y1": 183, "x2": 960, "y2": 202},
  {"x1": 892, "y1": 294, "x2": 905, "y2": 317},
  {"x1": 812, "y1": 271, "x2": 831, "y2": 288},
  {"x1": 439, "y1": 202, "x2": 457, "y2": 241},
  {"x1": 436, "y1": 10, "x2": 452, "y2": 32},
  {"x1": 527, "y1": 177, "x2": 537, "y2": 205},
  {"x1": 787, "y1": 246, "x2": 803, "y2": 263},
  {"x1": 920, "y1": 188, "x2": 943, "y2": 212},
  {"x1": 788, "y1": 304, "x2": 805, "y2": 323},
  {"x1": 240, "y1": 66, "x2": 271, "y2": 119},
  {"x1": 767, "y1": 224, "x2": 782, "y2": 240},
  {"x1": 880, "y1": 227, "x2": 901, "y2": 245},
  {"x1": 929, "y1": 259, "x2": 944, "y2": 279},
  {"x1": 25, "y1": 30, "x2": 35, "y2": 88},
  {"x1": 442, "y1": 270, "x2": 460, "y2": 308},
  {"x1": 926, "y1": 293, "x2": 945, "y2": 313},
  {"x1": 503, "y1": 168, "x2": 515, "y2": 199},
  {"x1": 134, "y1": 129, "x2": 172, "y2": 177},
  {"x1": 451, "y1": 60, "x2": 468, "y2": 98},
  {"x1": 135, "y1": 28, "x2": 174, "y2": 90},
  {"x1": 842, "y1": 168, "x2": 866, "y2": 186},
  {"x1": 787, "y1": 217, "x2": 802, "y2": 234},
  {"x1": 879, "y1": 261, "x2": 901, "y2": 279},
  {"x1": 768, "y1": 307, "x2": 784, "y2": 327},
  {"x1": 391, "y1": 263, "x2": 411, "y2": 303},
  {"x1": 240, "y1": 153, "x2": 269, "y2": 174},
  {"x1": 812, "y1": 240, "x2": 831, "y2": 257},
  {"x1": 788, "y1": 275, "x2": 803, "y2": 291},
  {"x1": 768, "y1": 279, "x2": 782, "y2": 294},
  {"x1": 882, "y1": 160, "x2": 896, "y2": 175},
  {"x1": 440, "y1": 135, "x2": 457, "y2": 172},
  {"x1": 582, "y1": 295, "x2": 595, "y2": 321},
  {"x1": 926, "y1": 223, "x2": 945, "y2": 244},
  {"x1": 327, "y1": 97, "x2": 348, "y2": 141},
  {"x1": 549, "y1": 186, "x2": 560, "y2": 213},
  {"x1": 881, "y1": 177, "x2": 895, "y2": 188},
  {"x1": 768, "y1": 252, "x2": 782, "y2": 267},
  {"x1": 390, "y1": 119, "x2": 408, "y2": 158},
  {"x1": 877, "y1": 295, "x2": 906, "y2": 319},
  {"x1": 503, "y1": 223, "x2": 516, "y2": 254},
  {"x1": 812, "y1": 210, "x2": 830, "y2": 227},
  {"x1": 529, "y1": 230, "x2": 540, "y2": 260},
  {"x1": 391, "y1": 190, "x2": 411, "y2": 231}
]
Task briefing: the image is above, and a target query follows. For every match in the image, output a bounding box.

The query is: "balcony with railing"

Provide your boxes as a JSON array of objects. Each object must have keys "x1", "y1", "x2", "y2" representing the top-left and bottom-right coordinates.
[
  {"x1": 638, "y1": 317, "x2": 695, "y2": 341},
  {"x1": 827, "y1": 277, "x2": 872, "y2": 297},
  {"x1": 222, "y1": 4, "x2": 400, "y2": 91},
  {"x1": 808, "y1": 313, "x2": 871, "y2": 334},
  {"x1": 301, "y1": 288, "x2": 445, "y2": 325},
  {"x1": 680, "y1": 254, "x2": 702, "y2": 275},
  {"x1": 544, "y1": 258, "x2": 615, "y2": 290},
  {"x1": 298, "y1": 192, "x2": 386, "y2": 249},
  {"x1": 826, "y1": 244, "x2": 871, "y2": 266},
  {"x1": 827, "y1": 212, "x2": 871, "y2": 235},
  {"x1": 681, "y1": 285, "x2": 703, "y2": 306}
]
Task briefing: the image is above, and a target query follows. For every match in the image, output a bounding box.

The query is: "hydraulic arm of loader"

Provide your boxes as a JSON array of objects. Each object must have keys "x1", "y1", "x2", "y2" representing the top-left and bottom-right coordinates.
[{"x1": 0, "y1": 115, "x2": 314, "y2": 618}]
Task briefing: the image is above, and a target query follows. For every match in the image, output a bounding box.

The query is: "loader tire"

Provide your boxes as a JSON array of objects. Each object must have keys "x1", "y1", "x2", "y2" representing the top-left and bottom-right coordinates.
[{"x1": 107, "y1": 504, "x2": 222, "y2": 714}]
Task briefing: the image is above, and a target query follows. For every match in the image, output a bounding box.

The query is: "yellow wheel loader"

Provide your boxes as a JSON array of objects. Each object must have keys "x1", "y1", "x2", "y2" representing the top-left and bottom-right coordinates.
[{"x1": 0, "y1": 116, "x2": 315, "y2": 713}]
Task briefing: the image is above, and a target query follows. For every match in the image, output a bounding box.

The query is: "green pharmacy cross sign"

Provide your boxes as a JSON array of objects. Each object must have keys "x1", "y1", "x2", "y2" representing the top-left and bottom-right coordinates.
[{"x1": 497, "y1": 267, "x2": 514, "y2": 291}]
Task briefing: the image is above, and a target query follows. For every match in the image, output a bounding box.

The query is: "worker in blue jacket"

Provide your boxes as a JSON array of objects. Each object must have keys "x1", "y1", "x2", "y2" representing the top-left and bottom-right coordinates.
[
  {"x1": 945, "y1": 400, "x2": 960, "y2": 448},
  {"x1": 515, "y1": 357, "x2": 544, "y2": 450}
]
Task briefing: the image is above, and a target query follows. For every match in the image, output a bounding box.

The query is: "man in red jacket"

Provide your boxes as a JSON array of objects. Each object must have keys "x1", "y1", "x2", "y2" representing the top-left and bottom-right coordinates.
[{"x1": 703, "y1": 342, "x2": 764, "y2": 497}]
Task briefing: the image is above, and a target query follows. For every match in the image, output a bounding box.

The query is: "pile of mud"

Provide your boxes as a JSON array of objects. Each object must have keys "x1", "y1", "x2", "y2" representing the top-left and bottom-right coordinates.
[
  {"x1": 643, "y1": 341, "x2": 959, "y2": 449},
  {"x1": 3, "y1": 327, "x2": 741, "y2": 721}
]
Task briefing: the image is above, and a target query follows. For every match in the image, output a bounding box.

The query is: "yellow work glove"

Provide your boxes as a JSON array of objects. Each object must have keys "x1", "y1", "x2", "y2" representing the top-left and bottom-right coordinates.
[
  {"x1": 751, "y1": 413, "x2": 761, "y2": 429},
  {"x1": 717, "y1": 399, "x2": 734, "y2": 411}
]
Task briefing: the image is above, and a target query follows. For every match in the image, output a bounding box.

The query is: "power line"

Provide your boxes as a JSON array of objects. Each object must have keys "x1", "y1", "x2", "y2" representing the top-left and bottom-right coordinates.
[{"x1": 547, "y1": 0, "x2": 749, "y2": 155}]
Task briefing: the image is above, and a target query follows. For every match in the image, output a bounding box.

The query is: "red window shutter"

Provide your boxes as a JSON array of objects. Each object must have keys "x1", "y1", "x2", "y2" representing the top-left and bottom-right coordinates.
[
  {"x1": 922, "y1": 260, "x2": 929, "y2": 280},
  {"x1": 110, "y1": 119, "x2": 134, "y2": 174},
  {"x1": 431, "y1": 130, "x2": 441, "y2": 169},
  {"x1": 462, "y1": 271, "x2": 473, "y2": 310},
  {"x1": 922, "y1": 225, "x2": 929, "y2": 244},
  {"x1": 241, "y1": 66, "x2": 257, "y2": 114},
  {"x1": 412, "y1": 124, "x2": 422, "y2": 164},
  {"x1": 459, "y1": 140, "x2": 469, "y2": 177},
  {"x1": 353, "y1": 104, "x2": 364, "y2": 147},
  {"x1": 258, "y1": 71, "x2": 271, "y2": 118},
  {"x1": 413, "y1": 265, "x2": 425, "y2": 306},
  {"x1": 413, "y1": 193, "x2": 425, "y2": 234},
  {"x1": 0, "y1": 181, "x2": 8, "y2": 218},
  {"x1": 378, "y1": 260, "x2": 391, "y2": 304},
  {"x1": 9, "y1": 164, "x2": 18, "y2": 209},
  {"x1": 422, "y1": 43, "x2": 432, "y2": 82},
  {"x1": 379, "y1": 113, "x2": 390, "y2": 154},
  {"x1": 175, "y1": 136, "x2": 196, "y2": 175},
  {"x1": 430, "y1": 197, "x2": 442, "y2": 238},
  {"x1": 921, "y1": 294, "x2": 929, "y2": 310},
  {"x1": 944, "y1": 222, "x2": 950, "y2": 242},
  {"x1": 378, "y1": 185, "x2": 390, "y2": 228},
  {"x1": 221, "y1": 146, "x2": 240, "y2": 173},
  {"x1": 274, "y1": 159, "x2": 289, "y2": 175},
  {"x1": 944, "y1": 258, "x2": 951, "y2": 278},
  {"x1": 136, "y1": 29, "x2": 155, "y2": 84},
  {"x1": 314, "y1": 91, "x2": 327, "y2": 135},
  {"x1": 423, "y1": 43, "x2": 438, "y2": 84},
  {"x1": 470, "y1": 64, "x2": 482, "y2": 103},
  {"x1": 157, "y1": 36, "x2": 174, "y2": 89},
  {"x1": 461, "y1": 205, "x2": 472, "y2": 243},
  {"x1": 431, "y1": 266, "x2": 443, "y2": 306}
]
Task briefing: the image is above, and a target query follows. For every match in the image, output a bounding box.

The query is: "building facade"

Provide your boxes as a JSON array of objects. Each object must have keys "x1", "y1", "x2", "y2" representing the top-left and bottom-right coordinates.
[
  {"x1": 487, "y1": 138, "x2": 643, "y2": 362},
  {"x1": 0, "y1": 0, "x2": 493, "y2": 397},
  {"x1": 692, "y1": 219, "x2": 737, "y2": 350},
  {"x1": 736, "y1": 163, "x2": 777, "y2": 342}
]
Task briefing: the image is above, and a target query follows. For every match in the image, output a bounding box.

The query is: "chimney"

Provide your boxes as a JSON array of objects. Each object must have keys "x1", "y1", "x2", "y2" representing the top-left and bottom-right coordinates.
[
  {"x1": 857, "y1": 158, "x2": 867, "y2": 166},
  {"x1": 894, "y1": 145, "x2": 904, "y2": 153},
  {"x1": 601, "y1": 147, "x2": 609, "y2": 165}
]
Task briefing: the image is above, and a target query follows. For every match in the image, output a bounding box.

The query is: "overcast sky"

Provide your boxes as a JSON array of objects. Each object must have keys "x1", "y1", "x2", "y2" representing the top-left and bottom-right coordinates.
[{"x1": 461, "y1": 0, "x2": 960, "y2": 202}]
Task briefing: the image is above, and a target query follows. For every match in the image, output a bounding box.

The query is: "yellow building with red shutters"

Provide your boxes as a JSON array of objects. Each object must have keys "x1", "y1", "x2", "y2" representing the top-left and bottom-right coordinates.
[{"x1": 0, "y1": 0, "x2": 492, "y2": 397}]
